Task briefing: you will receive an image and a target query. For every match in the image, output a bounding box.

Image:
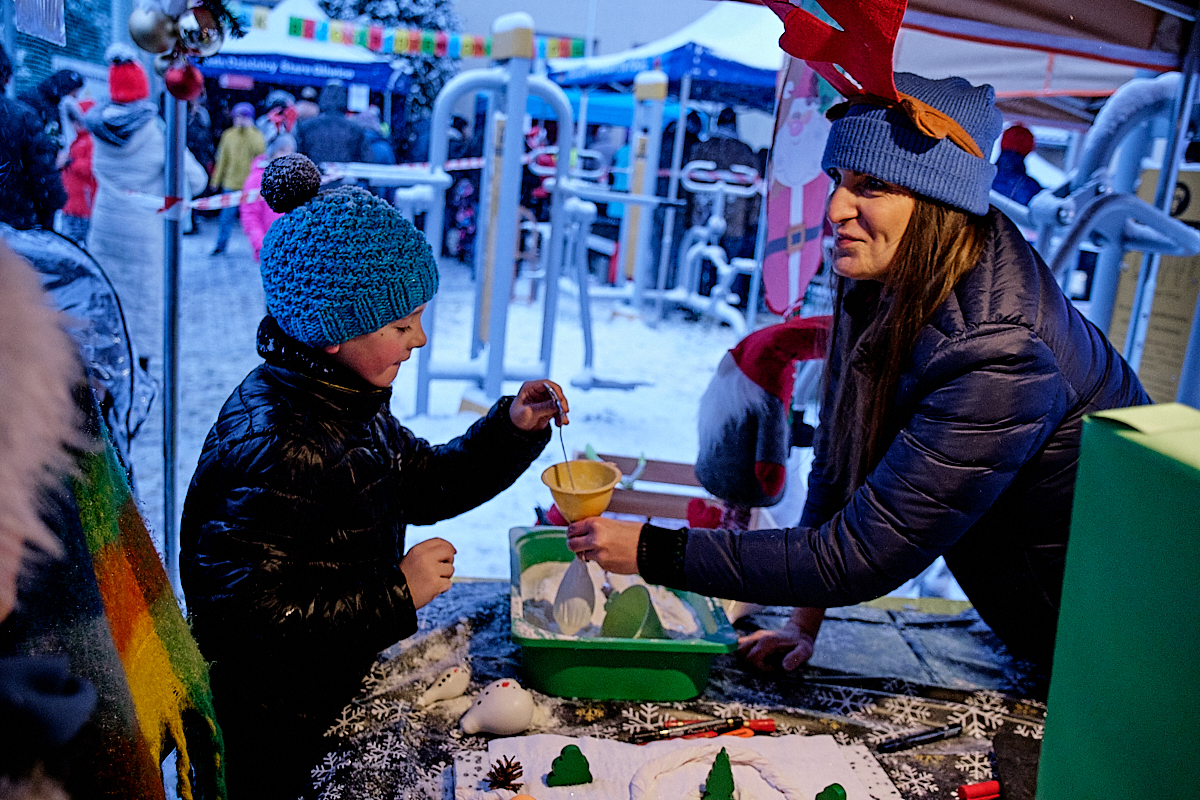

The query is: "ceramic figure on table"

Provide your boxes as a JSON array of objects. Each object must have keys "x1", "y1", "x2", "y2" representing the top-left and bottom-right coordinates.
[
  {"x1": 459, "y1": 678, "x2": 535, "y2": 735},
  {"x1": 417, "y1": 664, "x2": 471, "y2": 707}
]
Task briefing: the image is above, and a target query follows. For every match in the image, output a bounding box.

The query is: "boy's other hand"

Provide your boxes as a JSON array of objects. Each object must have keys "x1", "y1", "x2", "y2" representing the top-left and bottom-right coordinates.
[
  {"x1": 510, "y1": 380, "x2": 568, "y2": 432},
  {"x1": 400, "y1": 537, "x2": 456, "y2": 609}
]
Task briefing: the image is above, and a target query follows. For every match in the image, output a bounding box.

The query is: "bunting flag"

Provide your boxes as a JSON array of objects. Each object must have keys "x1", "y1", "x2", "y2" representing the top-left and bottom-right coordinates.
[{"x1": 284, "y1": 14, "x2": 583, "y2": 57}]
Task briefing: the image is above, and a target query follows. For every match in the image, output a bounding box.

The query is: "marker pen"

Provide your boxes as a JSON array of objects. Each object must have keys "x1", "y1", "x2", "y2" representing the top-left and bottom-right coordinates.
[
  {"x1": 875, "y1": 723, "x2": 964, "y2": 753},
  {"x1": 629, "y1": 717, "x2": 744, "y2": 744}
]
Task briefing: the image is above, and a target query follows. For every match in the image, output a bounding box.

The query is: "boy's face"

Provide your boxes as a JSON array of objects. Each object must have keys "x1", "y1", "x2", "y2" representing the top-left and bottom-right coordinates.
[{"x1": 323, "y1": 305, "x2": 427, "y2": 388}]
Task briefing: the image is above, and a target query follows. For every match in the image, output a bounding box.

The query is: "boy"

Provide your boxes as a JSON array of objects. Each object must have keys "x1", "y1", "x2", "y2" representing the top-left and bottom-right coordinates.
[{"x1": 180, "y1": 154, "x2": 566, "y2": 799}]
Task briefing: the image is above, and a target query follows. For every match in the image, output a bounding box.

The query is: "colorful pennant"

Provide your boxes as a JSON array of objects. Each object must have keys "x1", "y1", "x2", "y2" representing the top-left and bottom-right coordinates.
[{"x1": 283, "y1": 14, "x2": 583, "y2": 58}]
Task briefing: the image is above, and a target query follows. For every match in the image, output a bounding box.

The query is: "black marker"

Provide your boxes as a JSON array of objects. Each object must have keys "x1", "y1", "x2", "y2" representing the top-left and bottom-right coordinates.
[
  {"x1": 875, "y1": 723, "x2": 964, "y2": 753},
  {"x1": 629, "y1": 717, "x2": 745, "y2": 744}
]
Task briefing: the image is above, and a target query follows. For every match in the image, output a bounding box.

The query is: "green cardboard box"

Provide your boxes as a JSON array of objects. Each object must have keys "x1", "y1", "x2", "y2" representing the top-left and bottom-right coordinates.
[{"x1": 1037, "y1": 403, "x2": 1200, "y2": 799}]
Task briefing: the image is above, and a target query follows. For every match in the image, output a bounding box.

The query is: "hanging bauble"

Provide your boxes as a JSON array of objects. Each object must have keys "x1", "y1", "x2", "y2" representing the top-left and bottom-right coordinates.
[
  {"x1": 129, "y1": 5, "x2": 179, "y2": 54},
  {"x1": 165, "y1": 59, "x2": 204, "y2": 101},
  {"x1": 178, "y1": 7, "x2": 224, "y2": 58}
]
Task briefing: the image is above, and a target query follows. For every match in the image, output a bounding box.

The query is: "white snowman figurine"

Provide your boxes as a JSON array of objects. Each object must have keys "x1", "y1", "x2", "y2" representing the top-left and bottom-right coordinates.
[
  {"x1": 416, "y1": 664, "x2": 472, "y2": 707},
  {"x1": 459, "y1": 678, "x2": 535, "y2": 735}
]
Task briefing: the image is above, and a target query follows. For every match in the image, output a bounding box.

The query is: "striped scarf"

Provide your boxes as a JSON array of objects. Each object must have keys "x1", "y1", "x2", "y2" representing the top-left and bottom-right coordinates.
[{"x1": 71, "y1": 435, "x2": 225, "y2": 800}]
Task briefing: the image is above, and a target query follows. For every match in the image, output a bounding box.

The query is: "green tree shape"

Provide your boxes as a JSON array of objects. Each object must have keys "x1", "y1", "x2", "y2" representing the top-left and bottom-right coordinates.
[
  {"x1": 816, "y1": 783, "x2": 847, "y2": 800},
  {"x1": 701, "y1": 747, "x2": 735, "y2": 800},
  {"x1": 546, "y1": 744, "x2": 593, "y2": 786}
]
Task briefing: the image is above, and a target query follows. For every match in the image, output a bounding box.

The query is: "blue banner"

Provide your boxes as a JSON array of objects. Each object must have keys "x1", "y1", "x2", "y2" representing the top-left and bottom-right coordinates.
[{"x1": 198, "y1": 52, "x2": 402, "y2": 93}]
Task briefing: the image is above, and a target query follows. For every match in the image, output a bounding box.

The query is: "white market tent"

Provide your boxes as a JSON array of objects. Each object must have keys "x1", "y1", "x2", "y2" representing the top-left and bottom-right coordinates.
[
  {"x1": 198, "y1": 0, "x2": 400, "y2": 92},
  {"x1": 547, "y1": 1, "x2": 1145, "y2": 116}
]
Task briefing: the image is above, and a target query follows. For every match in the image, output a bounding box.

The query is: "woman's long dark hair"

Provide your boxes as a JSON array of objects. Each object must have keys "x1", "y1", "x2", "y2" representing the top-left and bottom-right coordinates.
[{"x1": 823, "y1": 196, "x2": 991, "y2": 502}]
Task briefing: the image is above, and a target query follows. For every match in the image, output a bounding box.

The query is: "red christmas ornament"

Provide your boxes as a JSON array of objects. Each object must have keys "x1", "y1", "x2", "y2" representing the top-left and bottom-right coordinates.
[{"x1": 164, "y1": 60, "x2": 204, "y2": 101}]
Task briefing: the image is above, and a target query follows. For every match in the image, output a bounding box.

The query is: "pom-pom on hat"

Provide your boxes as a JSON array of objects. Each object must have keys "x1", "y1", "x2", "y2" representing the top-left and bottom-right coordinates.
[
  {"x1": 105, "y1": 43, "x2": 149, "y2": 104},
  {"x1": 259, "y1": 154, "x2": 439, "y2": 347},
  {"x1": 821, "y1": 72, "x2": 1002, "y2": 216},
  {"x1": 1000, "y1": 124, "x2": 1036, "y2": 156}
]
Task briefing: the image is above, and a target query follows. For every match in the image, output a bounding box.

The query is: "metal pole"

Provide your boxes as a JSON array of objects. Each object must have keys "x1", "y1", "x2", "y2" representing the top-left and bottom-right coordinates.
[
  {"x1": 573, "y1": 0, "x2": 598, "y2": 155},
  {"x1": 1124, "y1": 22, "x2": 1200, "y2": 370},
  {"x1": 632, "y1": 72, "x2": 665, "y2": 310},
  {"x1": 745, "y1": 188, "x2": 768, "y2": 330},
  {"x1": 162, "y1": 95, "x2": 185, "y2": 601},
  {"x1": 654, "y1": 74, "x2": 691, "y2": 322}
]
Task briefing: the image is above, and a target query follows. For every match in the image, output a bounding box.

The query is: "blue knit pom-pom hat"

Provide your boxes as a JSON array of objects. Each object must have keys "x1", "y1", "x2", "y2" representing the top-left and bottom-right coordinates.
[
  {"x1": 821, "y1": 72, "x2": 1002, "y2": 216},
  {"x1": 258, "y1": 154, "x2": 439, "y2": 347}
]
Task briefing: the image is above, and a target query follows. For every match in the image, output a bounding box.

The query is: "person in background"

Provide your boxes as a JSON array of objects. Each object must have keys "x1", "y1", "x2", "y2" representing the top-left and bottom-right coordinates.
[
  {"x1": 59, "y1": 99, "x2": 98, "y2": 245},
  {"x1": 256, "y1": 89, "x2": 297, "y2": 145},
  {"x1": 992, "y1": 123, "x2": 1043, "y2": 205},
  {"x1": 566, "y1": 72, "x2": 1149, "y2": 677},
  {"x1": 18, "y1": 68, "x2": 84, "y2": 155},
  {"x1": 0, "y1": 44, "x2": 67, "y2": 231},
  {"x1": 187, "y1": 93, "x2": 216, "y2": 175},
  {"x1": 209, "y1": 101, "x2": 265, "y2": 255},
  {"x1": 294, "y1": 80, "x2": 368, "y2": 168},
  {"x1": 239, "y1": 133, "x2": 295, "y2": 261},
  {"x1": 86, "y1": 44, "x2": 206, "y2": 371},
  {"x1": 181, "y1": 153, "x2": 564, "y2": 799},
  {"x1": 294, "y1": 84, "x2": 320, "y2": 121},
  {"x1": 690, "y1": 107, "x2": 759, "y2": 263}
]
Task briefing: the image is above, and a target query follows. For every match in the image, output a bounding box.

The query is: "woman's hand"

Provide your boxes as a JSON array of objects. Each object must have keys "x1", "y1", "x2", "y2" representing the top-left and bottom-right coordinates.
[
  {"x1": 400, "y1": 537, "x2": 456, "y2": 609},
  {"x1": 565, "y1": 517, "x2": 642, "y2": 574},
  {"x1": 510, "y1": 380, "x2": 567, "y2": 432},
  {"x1": 736, "y1": 606, "x2": 826, "y2": 672}
]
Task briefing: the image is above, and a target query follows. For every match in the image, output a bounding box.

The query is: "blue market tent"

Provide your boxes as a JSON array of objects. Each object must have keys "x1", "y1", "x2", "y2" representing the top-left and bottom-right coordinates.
[
  {"x1": 525, "y1": 89, "x2": 689, "y2": 128},
  {"x1": 198, "y1": 0, "x2": 404, "y2": 93},
  {"x1": 547, "y1": 2, "x2": 782, "y2": 110}
]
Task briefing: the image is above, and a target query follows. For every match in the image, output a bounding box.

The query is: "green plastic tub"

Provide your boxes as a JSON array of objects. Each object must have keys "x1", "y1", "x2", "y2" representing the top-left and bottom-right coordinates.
[{"x1": 508, "y1": 526, "x2": 738, "y2": 701}]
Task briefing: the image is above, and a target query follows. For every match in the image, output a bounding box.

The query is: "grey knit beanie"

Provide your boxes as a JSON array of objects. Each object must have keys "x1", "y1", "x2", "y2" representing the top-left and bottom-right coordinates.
[
  {"x1": 258, "y1": 154, "x2": 439, "y2": 347},
  {"x1": 821, "y1": 73, "x2": 1002, "y2": 215}
]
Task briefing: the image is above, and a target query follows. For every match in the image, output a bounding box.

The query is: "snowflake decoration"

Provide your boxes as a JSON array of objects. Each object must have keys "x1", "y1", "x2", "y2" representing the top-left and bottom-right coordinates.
[
  {"x1": 620, "y1": 703, "x2": 673, "y2": 734},
  {"x1": 880, "y1": 695, "x2": 932, "y2": 726},
  {"x1": 888, "y1": 763, "x2": 938, "y2": 797},
  {"x1": 574, "y1": 704, "x2": 607, "y2": 723},
  {"x1": 882, "y1": 678, "x2": 917, "y2": 696},
  {"x1": 707, "y1": 701, "x2": 765, "y2": 720},
  {"x1": 1013, "y1": 724, "x2": 1044, "y2": 739},
  {"x1": 326, "y1": 704, "x2": 371, "y2": 738},
  {"x1": 955, "y1": 752, "x2": 994, "y2": 782},
  {"x1": 361, "y1": 697, "x2": 407, "y2": 725},
  {"x1": 949, "y1": 691, "x2": 1007, "y2": 738},
  {"x1": 311, "y1": 751, "x2": 351, "y2": 784},
  {"x1": 361, "y1": 731, "x2": 405, "y2": 770},
  {"x1": 317, "y1": 783, "x2": 343, "y2": 800},
  {"x1": 813, "y1": 685, "x2": 876, "y2": 716},
  {"x1": 862, "y1": 721, "x2": 911, "y2": 746},
  {"x1": 832, "y1": 729, "x2": 853, "y2": 746},
  {"x1": 777, "y1": 721, "x2": 809, "y2": 736}
]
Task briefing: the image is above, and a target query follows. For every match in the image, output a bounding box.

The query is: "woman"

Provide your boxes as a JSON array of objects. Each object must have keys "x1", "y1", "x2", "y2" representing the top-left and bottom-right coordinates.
[
  {"x1": 86, "y1": 45, "x2": 204, "y2": 371},
  {"x1": 567, "y1": 73, "x2": 1149, "y2": 672},
  {"x1": 239, "y1": 133, "x2": 295, "y2": 260}
]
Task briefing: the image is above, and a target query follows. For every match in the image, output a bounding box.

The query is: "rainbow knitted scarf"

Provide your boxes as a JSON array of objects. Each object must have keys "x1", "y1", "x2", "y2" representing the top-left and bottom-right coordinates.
[{"x1": 72, "y1": 437, "x2": 226, "y2": 800}]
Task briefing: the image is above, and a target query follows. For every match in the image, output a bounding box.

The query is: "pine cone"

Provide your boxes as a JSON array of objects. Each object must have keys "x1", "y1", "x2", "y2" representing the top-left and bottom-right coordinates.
[{"x1": 485, "y1": 755, "x2": 524, "y2": 791}]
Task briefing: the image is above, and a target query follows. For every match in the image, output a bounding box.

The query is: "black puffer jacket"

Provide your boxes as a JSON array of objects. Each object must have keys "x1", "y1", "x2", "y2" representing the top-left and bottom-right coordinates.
[
  {"x1": 181, "y1": 317, "x2": 548, "y2": 713},
  {"x1": 0, "y1": 95, "x2": 66, "y2": 230},
  {"x1": 644, "y1": 211, "x2": 1149, "y2": 665}
]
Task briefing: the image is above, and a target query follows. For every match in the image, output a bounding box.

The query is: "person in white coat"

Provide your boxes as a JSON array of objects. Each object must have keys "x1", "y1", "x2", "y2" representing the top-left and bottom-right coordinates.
[{"x1": 85, "y1": 45, "x2": 204, "y2": 372}]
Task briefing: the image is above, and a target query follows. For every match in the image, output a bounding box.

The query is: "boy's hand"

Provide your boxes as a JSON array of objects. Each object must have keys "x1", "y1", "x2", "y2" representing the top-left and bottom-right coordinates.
[
  {"x1": 565, "y1": 517, "x2": 642, "y2": 574},
  {"x1": 510, "y1": 380, "x2": 568, "y2": 432},
  {"x1": 400, "y1": 538, "x2": 456, "y2": 609}
]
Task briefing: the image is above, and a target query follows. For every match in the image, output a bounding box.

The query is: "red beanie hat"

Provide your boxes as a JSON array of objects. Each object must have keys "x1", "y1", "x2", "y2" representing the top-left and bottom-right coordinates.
[
  {"x1": 109, "y1": 60, "x2": 149, "y2": 104},
  {"x1": 1000, "y1": 124, "x2": 1035, "y2": 156}
]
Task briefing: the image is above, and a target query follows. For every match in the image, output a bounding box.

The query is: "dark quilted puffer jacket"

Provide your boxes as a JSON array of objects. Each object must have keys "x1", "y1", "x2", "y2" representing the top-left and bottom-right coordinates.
[
  {"x1": 647, "y1": 210, "x2": 1149, "y2": 665},
  {"x1": 181, "y1": 316, "x2": 548, "y2": 717}
]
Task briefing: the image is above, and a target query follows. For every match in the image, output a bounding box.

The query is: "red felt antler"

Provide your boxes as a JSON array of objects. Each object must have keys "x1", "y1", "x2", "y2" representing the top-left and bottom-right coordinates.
[{"x1": 763, "y1": 0, "x2": 906, "y2": 101}]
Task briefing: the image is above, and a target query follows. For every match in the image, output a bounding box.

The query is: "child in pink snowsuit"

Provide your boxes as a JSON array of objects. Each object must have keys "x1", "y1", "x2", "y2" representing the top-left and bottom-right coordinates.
[{"x1": 239, "y1": 133, "x2": 294, "y2": 260}]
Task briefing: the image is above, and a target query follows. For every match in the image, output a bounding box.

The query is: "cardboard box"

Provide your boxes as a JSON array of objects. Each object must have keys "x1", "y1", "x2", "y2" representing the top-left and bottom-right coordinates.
[{"x1": 1037, "y1": 403, "x2": 1200, "y2": 799}]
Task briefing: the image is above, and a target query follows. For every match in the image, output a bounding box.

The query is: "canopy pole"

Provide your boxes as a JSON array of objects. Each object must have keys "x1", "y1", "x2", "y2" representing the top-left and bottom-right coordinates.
[
  {"x1": 574, "y1": 0, "x2": 598, "y2": 155},
  {"x1": 653, "y1": 73, "x2": 691, "y2": 323},
  {"x1": 1124, "y1": 18, "x2": 1200, "y2": 372},
  {"x1": 162, "y1": 94, "x2": 185, "y2": 602}
]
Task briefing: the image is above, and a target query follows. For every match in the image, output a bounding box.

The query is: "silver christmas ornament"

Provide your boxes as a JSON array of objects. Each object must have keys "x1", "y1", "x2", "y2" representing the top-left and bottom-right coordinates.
[
  {"x1": 129, "y1": 5, "x2": 179, "y2": 54},
  {"x1": 178, "y1": 7, "x2": 224, "y2": 58}
]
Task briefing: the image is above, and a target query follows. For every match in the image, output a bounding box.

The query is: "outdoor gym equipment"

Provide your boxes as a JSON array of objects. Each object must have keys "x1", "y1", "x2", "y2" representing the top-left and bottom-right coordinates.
[
  {"x1": 407, "y1": 13, "x2": 576, "y2": 414},
  {"x1": 657, "y1": 160, "x2": 760, "y2": 334}
]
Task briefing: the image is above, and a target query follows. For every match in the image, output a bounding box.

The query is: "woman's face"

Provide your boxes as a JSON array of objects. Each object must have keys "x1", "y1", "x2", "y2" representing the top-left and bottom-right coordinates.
[{"x1": 826, "y1": 169, "x2": 915, "y2": 281}]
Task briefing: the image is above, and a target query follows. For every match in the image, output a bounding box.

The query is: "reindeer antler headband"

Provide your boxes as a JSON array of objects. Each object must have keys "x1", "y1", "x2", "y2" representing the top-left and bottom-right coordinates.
[{"x1": 762, "y1": 0, "x2": 984, "y2": 158}]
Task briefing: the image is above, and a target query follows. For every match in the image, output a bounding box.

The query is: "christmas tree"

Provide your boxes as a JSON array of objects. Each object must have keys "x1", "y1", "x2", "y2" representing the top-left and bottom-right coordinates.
[
  {"x1": 546, "y1": 744, "x2": 592, "y2": 786},
  {"x1": 701, "y1": 747, "x2": 734, "y2": 800},
  {"x1": 318, "y1": 0, "x2": 460, "y2": 160}
]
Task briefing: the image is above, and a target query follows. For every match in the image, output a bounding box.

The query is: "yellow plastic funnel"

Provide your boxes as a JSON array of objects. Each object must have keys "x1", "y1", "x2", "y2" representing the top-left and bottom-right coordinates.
[{"x1": 540, "y1": 460, "x2": 621, "y2": 523}]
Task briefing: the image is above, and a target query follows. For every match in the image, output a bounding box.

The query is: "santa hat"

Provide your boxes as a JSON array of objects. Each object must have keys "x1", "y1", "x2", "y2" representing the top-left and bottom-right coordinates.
[
  {"x1": 695, "y1": 315, "x2": 831, "y2": 507},
  {"x1": 105, "y1": 43, "x2": 149, "y2": 104}
]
